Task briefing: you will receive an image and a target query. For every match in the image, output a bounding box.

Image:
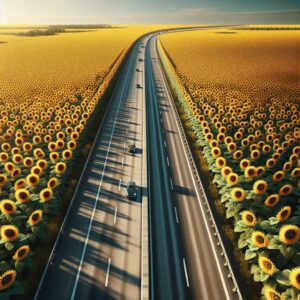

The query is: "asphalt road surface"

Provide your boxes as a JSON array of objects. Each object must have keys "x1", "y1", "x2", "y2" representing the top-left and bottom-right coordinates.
[
  {"x1": 145, "y1": 33, "x2": 241, "y2": 300},
  {"x1": 34, "y1": 28, "x2": 242, "y2": 300}
]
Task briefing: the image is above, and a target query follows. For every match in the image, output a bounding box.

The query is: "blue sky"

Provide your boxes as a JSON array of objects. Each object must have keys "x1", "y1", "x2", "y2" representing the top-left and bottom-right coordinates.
[{"x1": 1, "y1": 0, "x2": 300, "y2": 24}]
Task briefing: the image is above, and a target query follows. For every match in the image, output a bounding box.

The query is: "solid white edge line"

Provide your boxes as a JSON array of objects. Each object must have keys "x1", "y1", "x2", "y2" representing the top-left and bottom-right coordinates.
[
  {"x1": 183, "y1": 258, "x2": 190, "y2": 288},
  {"x1": 174, "y1": 206, "x2": 179, "y2": 224},
  {"x1": 70, "y1": 46, "x2": 135, "y2": 300},
  {"x1": 164, "y1": 140, "x2": 167, "y2": 148},
  {"x1": 105, "y1": 258, "x2": 111, "y2": 287},
  {"x1": 166, "y1": 156, "x2": 170, "y2": 167},
  {"x1": 122, "y1": 157, "x2": 124, "y2": 168},
  {"x1": 156, "y1": 42, "x2": 231, "y2": 300},
  {"x1": 118, "y1": 179, "x2": 122, "y2": 190}
]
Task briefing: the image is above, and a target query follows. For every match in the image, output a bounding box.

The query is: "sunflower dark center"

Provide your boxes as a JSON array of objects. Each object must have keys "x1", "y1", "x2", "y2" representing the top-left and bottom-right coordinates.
[
  {"x1": 282, "y1": 187, "x2": 290, "y2": 193},
  {"x1": 2, "y1": 274, "x2": 12, "y2": 285},
  {"x1": 281, "y1": 210, "x2": 289, "y2": 218},
  {"x1": 5, "y1": 229, "x2": 16, "y2": 237},
  {"x1": 272, "y1": 293, "x2": 280, "y2": 300},
  {"x1": 18, "y1": 249, "x2": 26, "y2": 257},
  {"x1": 32, "y1": 213, "x2": 39, "y2": 221},
  {"x1": 285, "y1": 229, "x2": 296, "y2": 240},
  {"x1": 20, "y1": 192, "x2": 27, "y2": 199},
  {"x1": 4, "y1": 203, "x2": 13, "y2": 211},
  {"x1": 246, "y1": 214, "x2": 253, "y2": 222},
  {"x1": 296, "y1": 273, "x2": 300, "y2": 283},
  {"x1": 257, "y1": 184, "x2": 264, "y2": 191},
  {"x1": 249, "y1": 169, "x2": 255, "y2": 175},
  {"x1": 263, "y1": 260, "x2": 272, "y2": 270},
  {"x1": 269, "y1": 197, "x2": 276, "y2": 204},
  {"x1": 256, "y1": 235, "x2": 265, "y2": 244},
  {"x1": 236, "y1": 191, "x2": 242, "y2": 198},
  {"x1": 43, "y1": 191, "x2": 50, "y2": 198}
]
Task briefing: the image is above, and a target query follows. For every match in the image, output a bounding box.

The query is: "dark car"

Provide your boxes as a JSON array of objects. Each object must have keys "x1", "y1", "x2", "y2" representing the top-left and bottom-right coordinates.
[
  {"x1": 138, "y1": 58, "x2": 143, "y2": 62},
  {"x1": 128, "y1": 144, "x2": 136, "y2": 154},
  {"x1": 126, "y1": 181, "x2": 137, "y2": 199},
  {"x1": 136, "y1": 83, "x2": 142, "y2": 89},
  {"x1": 136, "y1": 68, "x2": 140, "y2": 72}
]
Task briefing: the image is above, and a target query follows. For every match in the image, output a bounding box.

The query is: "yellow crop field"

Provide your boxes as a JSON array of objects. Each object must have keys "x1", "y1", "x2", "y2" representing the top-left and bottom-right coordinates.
[
  {"x1": 0, "y1": 25, "x2": 189, "y2": 296},
  {"x1": 160, "y1": 28, "x2": 300, "y2": 103},
  {"x1": 159, "y1": 28, "x2": 300, "y2": 299}
]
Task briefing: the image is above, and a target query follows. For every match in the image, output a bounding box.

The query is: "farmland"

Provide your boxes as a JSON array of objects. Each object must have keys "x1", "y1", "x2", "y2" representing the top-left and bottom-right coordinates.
[
  {"x1": 159, "y1": 27, "x2": 300, "y2": 299},
  {"x1": 0, "y1": 25, "x2": 191, "y2": 297}
]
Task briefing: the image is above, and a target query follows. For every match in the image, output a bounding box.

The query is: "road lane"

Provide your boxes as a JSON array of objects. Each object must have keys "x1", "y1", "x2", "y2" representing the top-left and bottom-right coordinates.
[
  {"x1": 35, "y1": 36, "x2": 148, "y2": 300},
  {"x1": 146, "y1": 33, "x2": 242, "y2": 299}
]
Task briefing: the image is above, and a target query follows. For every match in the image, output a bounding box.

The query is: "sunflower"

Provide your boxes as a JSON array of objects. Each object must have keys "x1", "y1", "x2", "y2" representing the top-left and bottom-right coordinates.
[
  {"x1": 291, "y1": 168, "x2": 300, "y2": 178},
  {"x1": 279, "y1": 184, "x2": 293, "y2": 196},
  {"x1": 15, "y1": 188, "x2": 30, "y2": 203},
  {"x1": 272, "y1": 171, "x2": 285, "y2": 182},
  {"x1": 211, "y1": 147, "x2": 221, "y2": 158},
  {"x1": 227, "y1": 142, "x2": 236, "y2": 153},
  {"x1": 252, "y1": 231, "x2": 269, "y2": 248},
  {"x1": 55, "y1": 162, "x2": 67, "y2": 175},
  {"x1": 50, "y1": 152, "x2": 60, "y2": 162},
  {"x1": 40, "y1": 188, "x2": 53, "y2": 202},
  {"x1": 221, "y1": 166, "x2": 232, "y2": 178},
  {"x1": 266, "y1": 158, "x2": 276, "y2": 169},
  {"x1": 251, "y1": 150, "x2": 260, "y2": 160},
  {"x1": 48, "y1": 142, "x2": 57, "y2": 152},
  {"x1": 242, "y1": 211, "x2": 257, "y2": 226},
  {"x1": 67, "y1": 140, "x2": 76, "y2": 150},
  {"x1": 289, "y1": 267, "x2": 300, "y2": 289},
  {"x1": 256, "y1": 166, "x2": 265, "y2": 177},
  {"x1": 264, "y1": 194, "x2": 280, "y2": 207},
  {"x1": 233, "y1": 150, "x2": 243, "y2": 160},
  {"x1": 47, "y1": 177, "x2": 59, "y2": 190},
  {"x1": 0, "y1": 270, "x2": 17, "y2": 291},
  {"x1": 231, "y1": 187, "x2": 246, "y2": 202},
  {"x1": 4, "y1": 162, "x2": 14, "y2": 173},
  {"x1": 28, "y1": 210, "x2": 43, "y2": 225},
  {"x1": 226, "y1": 173, "x2": 239, "y2": 185},
  {"x1": 240, "y1": 159, "x2": 250, "y2": 171},
  {"x1": 276, "y1": 206, "x2": 292, "y2": 222},
  {"x1": 37, "y1": 159, "x2": 48, "y2": 170},
  {"x1": 13, "y1": 245, "x2": 30, "y2": 261},
  {"x1": 23, "y1": 157, "x2": 34, "y2": 168},
  {"x1": 264, "y1": 286, "x2": 283, "y2": 300},
  {"x1": 216, "y1": 157, "x2": 226, "y2": 169},
  {"x1": 0, "y1": 200, "x2": 16, "y2": 215},
  {"x1": 14, "y1": 179, "x2": 26, "y2": 190},
  {"x1": 279, "y1": 225, "x2": 300, "y2": 245},
  {"x1": 0, "y1": 174, "x2": 8, "y2": 188},
  {"x1": 253, "y1": 180, "x2": 268, "y2": 195},
  {"x1": 31, "y1": 166, "x2": 43, "y2": 177},
  {"x1": 245, "y1": 166, "x2": 257, "y2": 179},
  {"x1": 62, "y1": 150, "x2": 72, "y2": 160},
  {"x1": 1, "y1": 225, "x2": 19, "y2": 242},
  {"x1": 33, "y1": 148, "x2": 45, "y2": 159},
  {"x1": 258, "y1": 256, "x2": 277, "y2": 275},
  {"x1": 22, "y1": 142, "x2": 32, "y2": 152},
  {"x1": 26, "y1": 174, "x2": 40, "y2": 187}
]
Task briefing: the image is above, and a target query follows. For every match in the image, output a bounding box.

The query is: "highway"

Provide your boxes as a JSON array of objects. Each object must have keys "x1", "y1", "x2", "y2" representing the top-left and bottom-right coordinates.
[
  {"x1": 34, "y1": 28, "x2": 243, "y2": 300},
  {"x1": 34, "y1": 35, "x2": 149, "y2": 299},
  {"x1": 145, "y1": 33, "x2": 242, "y2": 300}
]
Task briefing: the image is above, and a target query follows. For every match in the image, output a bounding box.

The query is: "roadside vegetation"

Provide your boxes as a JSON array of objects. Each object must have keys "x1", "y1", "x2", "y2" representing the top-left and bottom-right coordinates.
[{"x1": 159, "y1": 27, "x2": 300, "y2": 300}]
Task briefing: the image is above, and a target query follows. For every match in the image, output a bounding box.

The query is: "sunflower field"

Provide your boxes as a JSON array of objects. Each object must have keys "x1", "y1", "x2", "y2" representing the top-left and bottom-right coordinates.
[
  {"x1": 159, "y1": 28, "x2": 300, "y2": 300},
  {"x1": 0, "y1": 25, "x2": 186, "y2": 297}
]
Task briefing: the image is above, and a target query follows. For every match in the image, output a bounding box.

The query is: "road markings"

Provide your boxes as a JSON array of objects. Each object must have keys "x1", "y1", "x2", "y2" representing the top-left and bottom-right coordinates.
[
  {"x1": 70, "y1": 48, "x2": 135, "y2": 300},
  {"x1": 124, "y1": 142, "x2": 126, "y2": 150},
  {"x1": 128, "y1": 118, "x2": 130, "y2": 124},
  {"x1": 164, "y1": 140, "x2": 167, "y2": 148},
  {"x1": 166, "y1": 156, "x2": 170, "y2": 167},
  {"x1": 174, "y1": 207, "x2": 179, "y2": 224},
  {"x1": 183, "y1": 258, "x2": 190, "y2": 287},
  {"x1": 118, "y1": 179, "x2": 122, "y2": 190},
  {"x1": 114, "y1": 207, "x2": 118, "y2": 224},
  {"x1": 105, "y1": 258, "x2": 111, "y2": 287},
  {"x1": 157, "y1": 49, "x2": 232, "y2": 300},
  {"x1": 126, "y1": 129, "x2": 128, "y2": 136},
  {"x1": 170, "y1": 178, "x2": 173, "y2": 190},
  {"x1": 121, "y1": 157, "x2": 124, "y2": 168}
]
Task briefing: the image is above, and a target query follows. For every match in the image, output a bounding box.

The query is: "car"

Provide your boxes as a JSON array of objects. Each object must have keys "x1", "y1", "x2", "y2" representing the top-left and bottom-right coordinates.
[
  {"x1": 136, "y1": 68, "x2": 140, "y2": 72},
  {"x1": 138, "y1": 58, "x2": 143, "y2": 62},
  {"x1": 128, "y1": 144, "x2": 136, "y2": 154},
  {"x1": 136, "y1": 83, "x2": 142, "y2": 89},
  {"x1": 126, "y1": 181, "x2": 137, "y2": 199}
]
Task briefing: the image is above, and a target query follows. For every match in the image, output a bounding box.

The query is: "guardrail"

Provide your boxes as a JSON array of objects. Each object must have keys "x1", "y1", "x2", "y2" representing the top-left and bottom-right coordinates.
[{"x1": 156, "y1": 37, "x2": 243, "y2": 300}]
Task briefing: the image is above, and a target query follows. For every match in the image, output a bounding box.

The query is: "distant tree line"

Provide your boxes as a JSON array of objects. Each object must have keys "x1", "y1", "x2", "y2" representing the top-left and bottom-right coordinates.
[{"x1": 16, "y1": 24, "x2": 112, "y2": 37}]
